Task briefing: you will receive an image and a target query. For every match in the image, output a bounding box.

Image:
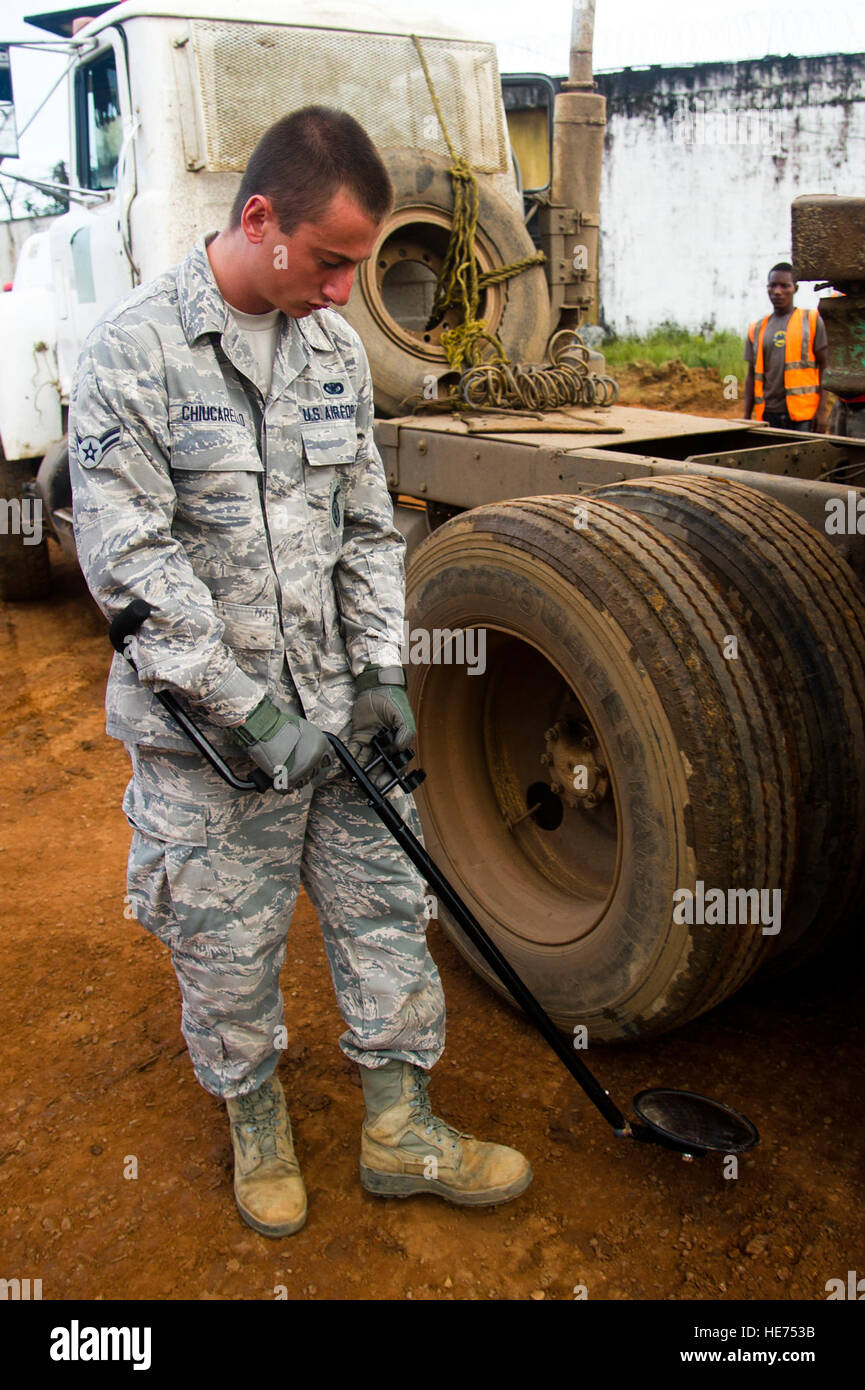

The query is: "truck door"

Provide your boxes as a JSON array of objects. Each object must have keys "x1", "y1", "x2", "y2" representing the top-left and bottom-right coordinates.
[{"x1": 52, "y1": 31, "x2": 135, "y2": 396}]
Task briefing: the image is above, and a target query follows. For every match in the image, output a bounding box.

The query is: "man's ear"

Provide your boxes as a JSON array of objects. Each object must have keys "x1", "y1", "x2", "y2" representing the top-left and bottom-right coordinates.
[{"x1": 240, "y1": 195, "x2": 272, "y2": 246}]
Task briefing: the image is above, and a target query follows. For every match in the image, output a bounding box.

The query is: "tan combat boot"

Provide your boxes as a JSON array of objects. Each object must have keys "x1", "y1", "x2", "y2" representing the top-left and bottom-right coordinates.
[
  {"x1": 225, "y1": 1075, "x2": 307, "y2": 1237},
  {"x1": 359, "y1": 1060, "x2": 532, "y2": 1207}
]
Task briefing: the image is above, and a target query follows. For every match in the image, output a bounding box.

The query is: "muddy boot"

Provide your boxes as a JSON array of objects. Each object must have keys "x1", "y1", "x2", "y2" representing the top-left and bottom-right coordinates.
[
  {"x1": 225, "y1": 1075, "x2": 307, "y2": 1237},
  {"x1": 359, "y1": 1060, "x2": 532, "y2": 1207}
]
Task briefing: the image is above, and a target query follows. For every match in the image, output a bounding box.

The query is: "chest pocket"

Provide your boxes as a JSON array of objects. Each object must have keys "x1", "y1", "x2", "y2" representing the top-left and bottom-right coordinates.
[
  {"x1": 169, "y1": 402, "x2": 262, "y2": 471},
  {"x1": 302, "y1": 423, "x2": 356, "y2": 549},
  {"x1": 169, "y1": 404, "x2": 263, "y2": 527}
]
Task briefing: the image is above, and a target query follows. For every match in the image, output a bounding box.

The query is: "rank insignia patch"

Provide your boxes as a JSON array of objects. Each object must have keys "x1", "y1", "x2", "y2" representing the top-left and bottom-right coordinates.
[{"x1": 75, "y1": 426, "x2": 122, "y2": 469}]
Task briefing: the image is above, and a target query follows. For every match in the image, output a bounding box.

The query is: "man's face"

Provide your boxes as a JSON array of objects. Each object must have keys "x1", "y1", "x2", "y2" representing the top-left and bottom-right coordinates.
[
  {"x1": 767, "y1": 271, "x2": 796, "y2": 315},
  {"x1": 245, "y1": 186, "x2": 383, "y2": 317}
]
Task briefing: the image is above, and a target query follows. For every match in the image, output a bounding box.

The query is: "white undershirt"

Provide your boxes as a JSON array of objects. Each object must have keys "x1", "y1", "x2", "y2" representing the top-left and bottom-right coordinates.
[{"x1": 225, "y1": 302, "x2": 282, "y2": 396}]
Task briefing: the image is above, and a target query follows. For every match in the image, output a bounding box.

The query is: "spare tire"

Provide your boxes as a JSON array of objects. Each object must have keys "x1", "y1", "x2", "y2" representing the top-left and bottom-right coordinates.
[{"x1": 341, "y1": 148, "x2": 550, "y2": 416}]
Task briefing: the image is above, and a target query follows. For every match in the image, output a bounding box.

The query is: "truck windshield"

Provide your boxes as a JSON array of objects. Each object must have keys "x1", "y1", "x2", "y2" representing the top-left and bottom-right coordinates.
[{"x1": 75, "y1": 49, "x2": 121, "y2": 191}]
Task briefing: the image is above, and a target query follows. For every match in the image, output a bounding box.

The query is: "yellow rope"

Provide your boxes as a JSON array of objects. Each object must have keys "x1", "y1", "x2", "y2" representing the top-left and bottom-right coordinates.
[{"x1": 410, "y1": 34, "x2": 546, "y2": 376}]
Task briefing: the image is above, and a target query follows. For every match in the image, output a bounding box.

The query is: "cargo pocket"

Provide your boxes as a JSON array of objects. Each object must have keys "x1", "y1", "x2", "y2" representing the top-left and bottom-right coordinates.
[{"x1": 123, "y1": 779, "x2": 225, "y2": 946}]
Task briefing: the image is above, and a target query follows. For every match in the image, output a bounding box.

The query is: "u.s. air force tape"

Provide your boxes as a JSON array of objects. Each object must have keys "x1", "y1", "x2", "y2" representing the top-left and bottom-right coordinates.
[{"x1": 75, "y1": 426, "x2": 122, "y2": 469}]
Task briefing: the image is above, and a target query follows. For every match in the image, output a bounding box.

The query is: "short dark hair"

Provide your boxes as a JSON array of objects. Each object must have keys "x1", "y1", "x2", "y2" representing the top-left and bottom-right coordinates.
[
  {"x1": 229, "y1": 106, "x2": 393, "y2": 235},
  {"x1": 768, "y1": 262, "x2": 796, "y2": 281}
]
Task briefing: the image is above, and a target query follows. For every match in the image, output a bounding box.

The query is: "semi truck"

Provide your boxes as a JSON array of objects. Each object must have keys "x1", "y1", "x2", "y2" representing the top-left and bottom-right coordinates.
[{"x1": 2, "y1": 0, "x2": 864, "y2": 1041}]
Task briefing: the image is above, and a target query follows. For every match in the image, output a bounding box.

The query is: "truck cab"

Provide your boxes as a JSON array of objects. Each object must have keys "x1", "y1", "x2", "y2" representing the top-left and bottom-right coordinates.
[{"x1": 1, "y1": 0, "x2": 535, "y2": 564}]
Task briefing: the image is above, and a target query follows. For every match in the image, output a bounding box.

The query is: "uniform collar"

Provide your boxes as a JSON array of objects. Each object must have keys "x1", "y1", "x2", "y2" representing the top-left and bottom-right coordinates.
[
  {"x1": 296, "y1": 311, "x2": 335, "y2": 352},
  {"x1": 177, "y1": 233, "x2": 232, "y2": 344}
]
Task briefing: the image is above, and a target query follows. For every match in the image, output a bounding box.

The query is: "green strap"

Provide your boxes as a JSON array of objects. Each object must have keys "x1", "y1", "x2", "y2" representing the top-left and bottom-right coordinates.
[{"x1": 234, "y1": 694, "x2": 288, "y2": 746}]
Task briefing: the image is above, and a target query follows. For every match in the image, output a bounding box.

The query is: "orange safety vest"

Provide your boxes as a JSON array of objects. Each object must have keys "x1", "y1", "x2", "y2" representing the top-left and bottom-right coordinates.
[{"x1": 748, "y1": 307, "x2": 821, "y2": 421}]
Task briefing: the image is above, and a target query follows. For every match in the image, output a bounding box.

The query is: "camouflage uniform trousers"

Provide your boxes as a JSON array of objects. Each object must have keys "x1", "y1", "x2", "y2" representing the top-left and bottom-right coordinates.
[{"x1": 122, "y1": 743, "x2": 446, "y2": 1099}]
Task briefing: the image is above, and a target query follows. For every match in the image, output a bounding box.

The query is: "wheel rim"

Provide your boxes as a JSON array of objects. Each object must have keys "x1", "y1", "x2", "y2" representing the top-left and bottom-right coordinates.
[
  {"x1": 415, "y1": 629, "x2": 621, "y2": 948},
  {"x1": 359, "y1": 207, "x2": 506, "y2": 362}
]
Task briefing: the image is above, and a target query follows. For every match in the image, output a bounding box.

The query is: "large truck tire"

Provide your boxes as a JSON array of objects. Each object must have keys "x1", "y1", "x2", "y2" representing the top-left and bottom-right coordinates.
[
  {"x1": 341, "y1": 148, "x2": 550, "y2": 416},
  {"x1": 595, "y1": 477, "x2": 865, "y2": 970},
  {"x1": 0, "y1": 455, "x2": 51, "y2": 602},
  {"x1": 405, "y1": 495, "x2": 796, "y2": 1041}
]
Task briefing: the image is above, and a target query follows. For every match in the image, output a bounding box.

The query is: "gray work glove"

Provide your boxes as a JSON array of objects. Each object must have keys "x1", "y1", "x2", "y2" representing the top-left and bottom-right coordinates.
[
  {"x1": 347, "y1": 665, "x2": 415, "y2": 789},
  {"x1": 234, "y1": 695, "x2": 332, "y2": 792}
]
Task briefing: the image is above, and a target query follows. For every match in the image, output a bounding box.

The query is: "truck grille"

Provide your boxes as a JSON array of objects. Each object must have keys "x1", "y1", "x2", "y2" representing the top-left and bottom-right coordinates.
[{"x1": 189, "y1": 21, "x2": 509, "y2": 174}]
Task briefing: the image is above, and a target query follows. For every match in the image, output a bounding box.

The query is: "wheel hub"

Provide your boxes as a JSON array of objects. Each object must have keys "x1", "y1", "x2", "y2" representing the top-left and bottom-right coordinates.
[
  {"x1": 541, "y1": 720, "x2": 610, "y2": 811},
  {"x1": 359, "y1": 207, "x2": 505, "y2": 361}
]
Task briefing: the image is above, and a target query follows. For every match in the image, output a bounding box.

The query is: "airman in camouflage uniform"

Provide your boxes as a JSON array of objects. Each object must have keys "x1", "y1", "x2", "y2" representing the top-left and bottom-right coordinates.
[{"x1": 70, "y1": 107, "x2": 531, "y2": 1236}]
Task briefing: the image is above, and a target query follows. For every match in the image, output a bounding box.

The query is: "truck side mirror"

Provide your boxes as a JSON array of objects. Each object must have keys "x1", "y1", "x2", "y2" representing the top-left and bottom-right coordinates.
[
  {"x1": 0, "y1": 45, "x2": 19, "y2": 158},
  {"x1": 501, "y1": 74, "x2": 555, "y2": 199}
]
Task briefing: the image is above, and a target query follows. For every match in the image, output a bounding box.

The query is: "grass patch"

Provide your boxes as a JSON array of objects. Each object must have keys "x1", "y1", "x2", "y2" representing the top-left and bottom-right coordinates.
[{"x1": 601, "y1": 321, "x2": 746, "y2": 380}]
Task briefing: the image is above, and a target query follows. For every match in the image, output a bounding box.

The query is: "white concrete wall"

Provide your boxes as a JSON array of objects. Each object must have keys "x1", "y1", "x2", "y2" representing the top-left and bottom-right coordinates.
[{"x1": 594, "y1": 54, "x2": 865, "y2": 337}]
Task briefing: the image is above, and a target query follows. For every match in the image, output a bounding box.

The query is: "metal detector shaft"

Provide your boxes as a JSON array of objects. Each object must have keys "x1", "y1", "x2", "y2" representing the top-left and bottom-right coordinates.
[{"x1": 325, "y1": 732, "x2": 631, "y2": 1135}]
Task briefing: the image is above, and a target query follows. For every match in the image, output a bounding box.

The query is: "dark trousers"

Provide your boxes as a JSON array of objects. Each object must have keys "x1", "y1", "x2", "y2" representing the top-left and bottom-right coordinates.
[{"x1": 763, "y1": 408, "x2": 814, "y2": 433}]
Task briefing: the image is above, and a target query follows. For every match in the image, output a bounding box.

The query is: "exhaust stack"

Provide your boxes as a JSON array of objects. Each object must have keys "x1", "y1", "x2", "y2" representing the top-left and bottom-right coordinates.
[
  {"x1": 540, "y1": 0, "x2": 606, "y2": 332},
  {"x1": 568, "y1": 0, "x2": 596, "y2": 87}
]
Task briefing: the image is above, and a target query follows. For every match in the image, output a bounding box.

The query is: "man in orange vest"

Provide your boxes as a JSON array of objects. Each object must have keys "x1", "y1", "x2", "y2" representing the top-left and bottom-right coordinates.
[{"x1": 744, "y1": 262, "x2": 829, "y2": 432}]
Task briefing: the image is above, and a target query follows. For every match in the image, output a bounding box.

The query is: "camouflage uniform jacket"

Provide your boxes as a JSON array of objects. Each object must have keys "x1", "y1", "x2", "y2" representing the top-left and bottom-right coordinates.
[{"x1": 69, "y1": 234, "x2": 406, "y2": 753}]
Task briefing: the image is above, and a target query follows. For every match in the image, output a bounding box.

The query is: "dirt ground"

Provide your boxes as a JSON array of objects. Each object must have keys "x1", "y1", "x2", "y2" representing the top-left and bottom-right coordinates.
[
  {"x1": 2, "y1": 530, "x2": 864, "y2": 1305},
  {"x1": 614, "y1": 360, "x2": 744, "y2": 417}
]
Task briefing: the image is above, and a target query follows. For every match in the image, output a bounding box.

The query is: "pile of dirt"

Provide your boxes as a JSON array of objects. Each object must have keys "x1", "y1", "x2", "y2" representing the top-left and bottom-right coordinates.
[{"x1": 613, "y1": 358, "x2": 743, "y2": 418}]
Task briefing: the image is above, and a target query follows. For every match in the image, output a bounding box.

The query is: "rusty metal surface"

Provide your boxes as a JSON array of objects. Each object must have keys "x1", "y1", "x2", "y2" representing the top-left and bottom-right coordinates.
[
  {"x1": 376, "y1": 411, "x2": 865, "y2": 582},
  {"x1": 682, "y1": 436, "x2": 848, "y2": 478},
  {"x1": 381, "y1": 403, "x2": 753, "y2": 446},
  {"x1": 819, "y1": 294, "x2": 865, "y2": 396},
  {"x1": 791, "y1": 195, "x2": 865, "y2": 283},
  {"x1": 545, "y1": 80, "x2": 606, "y2": 324},
  {"x1": 460, "y1": 411, "x2": 624, "y2": 433},
  {"x1": 568, "y1": 0, "x2": 596, "y2": 88}
]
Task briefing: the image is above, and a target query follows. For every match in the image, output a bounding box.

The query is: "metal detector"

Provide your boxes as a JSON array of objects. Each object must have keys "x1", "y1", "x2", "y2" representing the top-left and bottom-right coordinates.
[{"x1": 109, "y1": 598, "x2": 759, "y2": 1160}]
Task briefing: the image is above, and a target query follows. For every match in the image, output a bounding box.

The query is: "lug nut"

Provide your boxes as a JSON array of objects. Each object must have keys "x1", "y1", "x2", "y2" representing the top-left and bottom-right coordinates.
[{"x1": 545, "y1": 726, "x2": 560, "y2": 742}]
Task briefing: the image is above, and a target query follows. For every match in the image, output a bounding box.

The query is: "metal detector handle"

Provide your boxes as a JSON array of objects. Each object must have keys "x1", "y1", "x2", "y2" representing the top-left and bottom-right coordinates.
[
  {"x1": 108, "y1": 599, "x2": 272, "y2": 794},
  {"x1": 325, "y1": 730, "x2": 631, "y2": 1135}
]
